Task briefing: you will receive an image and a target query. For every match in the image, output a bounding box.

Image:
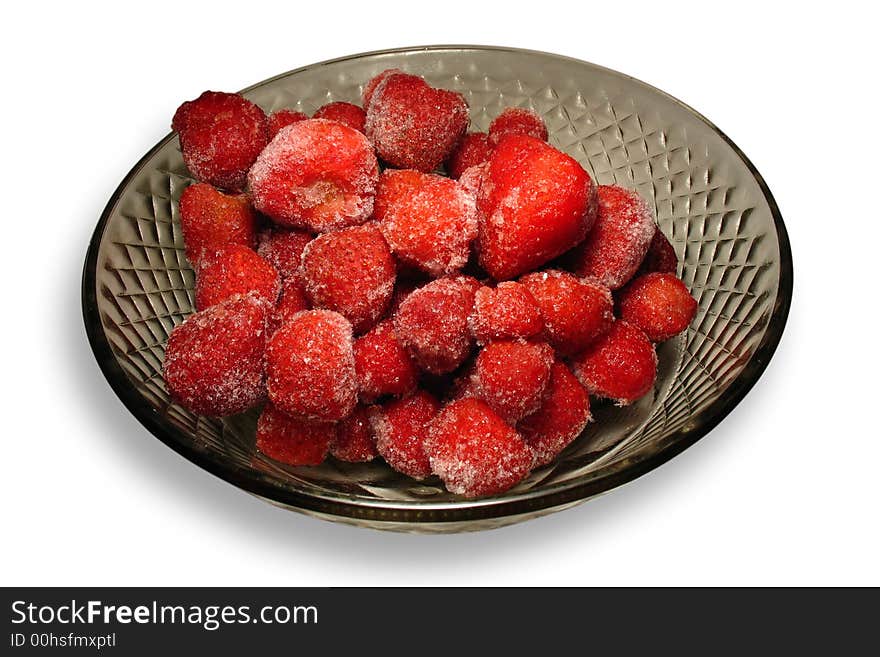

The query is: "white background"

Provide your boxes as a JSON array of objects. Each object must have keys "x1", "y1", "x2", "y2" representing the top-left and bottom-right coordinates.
[{"x1": 3, "y1": 1, "x2": 878, "y2": 586}]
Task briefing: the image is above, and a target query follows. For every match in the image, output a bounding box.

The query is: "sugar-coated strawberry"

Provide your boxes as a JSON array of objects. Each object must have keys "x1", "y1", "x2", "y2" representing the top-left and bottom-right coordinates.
[
  {"x1": 269, "y1": 278, "x2": 310, "y2": 334},
  {"x1": 371, "y1": 390, "x2": 440, "y2": 479},
  {"x1": 256, "y1": 227, "x2": 313, "y2": 281},
  {"x1": 477, "y1": 135, "x2": 597, "y2": 280},
  {"x1": 178, "y1": 183, "x2": 257, "y2": 268},
  {"x1": 267, "y1": 109, "x2": 309, "y2": 139},
  {"x1": 473, "y1": 340, "x2": 554, "y2": 423},
  {"x1": 362, "y1": 68, "x2": 406, "y2": 110},
  {"x1": 353, "y1": 320, "x2": 418, "y2": 402},
  {"x1": 248, "y1": 119, "x2": 379, "y2": 233},
  {"x1": 365, "y1": 73, "x2": 469, "y2": 172},
  {"x1": 373, "y1": 169, "x2": 478, "y2": 276},
  {"x1": 332, "y1": 405, "x2": 378, "y2": 462},
  {"x1": 569, "y1": 321, "x2": 657, "y2": 405},
  {"x1": 393, "y1": 276, "x2": 480, "y2": 374},
  {"x1": 617, "y1": 272, "x2": 697, "y2": 342},
  {"x1": 638, "y1": 230, "x2": 678, "y2": 275},
  {"x1": 445, "y1": 132, "x2": 493, "y2": 179},
  {"x1": 518, "y1": 361, "x2": 591, "y2": 467},
  {"x1": 172, "y1": 91, "x2": 268, "y2": 192},
  {"x1": 566, "y1": 184, "x2": 657, "y2": 289},
  {"x1": 313, "y1": 101, "x2": 366, "y2": 133},
  {"x1": 520, "y1": 269, "x2": 613, "y2": 356},
  {"x1": 488, "y1": 107, "x2": 548, "y2": 144},
  {"x1": 469, "y1": 281, "x2": 544, "y2": 344},
  {"x1": 300, "y1": 225, "x2": 395, "y2": 334},
  {"x1": 163, "y1": 294, "x2": 268, "y2": 416},
  {"x1": 426, "y1": 397, "x2": 533, "y2": 497},
  {"x1": 265, "y1": 309, "x2": 357, "y2": 421},
  {"x1": 256, "y1": 402, "x2": 336, "y2": 466},
  {"x1": 194, "y1": 244, "x2": 280, "y2": 311}
]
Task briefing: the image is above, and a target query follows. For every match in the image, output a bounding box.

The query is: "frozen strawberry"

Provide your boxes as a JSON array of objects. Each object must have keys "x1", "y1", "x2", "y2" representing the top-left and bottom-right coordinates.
[
  {"x1": 393, "y1": 276, "x2": 480, "y2": 374},
  {"x1": 477, "y1": 135, "x2": 597, "y2": 280},
  {"x1": 300, "y1": 225, "x2": 395, "y2": 334},
  {"x1": 371, "y1": 390, "x2": 440, "y2": 479},
  {"x1": 638, "y1": 230, "x2": 678, "y2": 275},
  {"x1": 488, "y1": 107, "x2": 548, "y2": 144},
  {"x1": 353, "y1": 320, "x2": 418, "y2": 402},
  {"x1": 313, "y1": 101, "x2": 367, "y2": 133},
  {"x1": 362, "y1": 68, "x2": 406, "y2": 110},
  {"x1": 457, "y1": 161, "x2": 488, "y2": 198},
  {"x1": 248, "y1": 118, "x2": 379, "y2": 233},
  {"x1": 566, "y1": 184, "x2": 657, "y2": 289},
  {"x1": 265, "y1": 309, "x2": 357, "y2": 421},
  {"x1": 570, "y1": 321, "x2": 657, "y2": 405},
  {"x1": 268, "y1": 278, "x2": 310, "y2": 334},
  {"x1": 256, "y1": 227, "x2": 313, "y2": 281},
  {"x1": 194, "y1": 244, "x2": 280, "y2": 311},
  {"x1": 256, "y1": 402, "x2": 336, "y2": 466},
  {"x1": 445, "y1": 132, "x2": 493, "y2": 179},
  {"x1": 373, "y1": 169, "x2": 478, "y2": 276},
  {"x1": 267, "y1": 109, "x2": 309, "y2": 139},
  {"x1": 617, "y1": 272, "x2": 697, "y2": 342},
  {"x1": 332, "y1": 405, "x2": 378, "y2": 462},
  {"x1": 518, "y1": 361, "x2": 591, "y2": 467},
  {"x1": 365, "y1": 74, "x2": 469, "y2": 172},
  {"x1": 469, "y1": 281, "x2": 544, "y2": 344},
  {"x1": 520, "y1": 270, "x2": 613, "y2": 356},
  {"x1": 172, "y1": 91, "x2": 268, "y2": 192},
  {"x1": 178, "y1": 183, "x2": 257, "y2": 267},
  {"x1": 163, "y1": 294, "x2": 268, "y2": 416},
  {"x1": 473, "y1": 340, "x2": 554, "y2": 423},
  {"x1": 426, "y1": 398, "x2": 533, "y2": 497}
]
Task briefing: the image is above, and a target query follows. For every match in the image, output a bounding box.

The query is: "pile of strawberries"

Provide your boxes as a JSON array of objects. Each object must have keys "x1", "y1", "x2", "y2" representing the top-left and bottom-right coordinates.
[{"x1": 162, "y1": 69, "x2": 698, "y2": 497}]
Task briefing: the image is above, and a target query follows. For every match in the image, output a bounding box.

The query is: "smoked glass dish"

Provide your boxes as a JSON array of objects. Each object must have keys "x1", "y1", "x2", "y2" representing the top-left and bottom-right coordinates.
[{"x1": 82, "y1": 46, "x2": 792, "y2": 532}]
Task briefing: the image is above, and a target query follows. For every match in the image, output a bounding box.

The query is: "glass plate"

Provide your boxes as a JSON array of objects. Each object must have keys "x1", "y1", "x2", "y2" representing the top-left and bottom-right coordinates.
[{"x1": 82, "y1": 46, "x2": 793, "y2": 532}]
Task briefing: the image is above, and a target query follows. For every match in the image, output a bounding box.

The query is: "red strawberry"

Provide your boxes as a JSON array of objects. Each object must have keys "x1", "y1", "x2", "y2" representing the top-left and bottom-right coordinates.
[
  {"x1": 265, "y1": 309, "x2": 357, "y2": 422},
  {"x1": 489, "y1": 107, "x2": 548, "y2": 144},
  {"x1": 445, "y1": 132, "x2": 494, "y2": 179},
  {"x1": 267, "y1": 109, "x2": 308, "y2": 139},
  {"x1": 469, "y1": 281, "x2": 544, "y2": 344},
  {"x1": 566, "y1": 184, "x2": 657, "y2": 289},
  {"x1": 248, "y1": 119, "x2": 379, "y2": 233},
  {"x1": 569, "y1": 321, "x2": 657, "y2": 405},
  {"x1": 393, "y1": 276, "x2": 480, "y2": 374},
  {"x1": 371, "y1": 390, "x2": 440, "y2": 480},
  {"x1": 518, "y1": 361, "x2": 591, "y2": 467},
  {"x1": 477, "y1": 135, "x2": 597, "y2": 280},
  {"x1": 178, "y1": 183, "x2": 257, "y2": 268},
  {"x1": 163, "y1": 294, "x2": 269, "y2": 417},
  {"x1": 473, "y1": 340, "x2": 554, "y2": 423},
  {"x1": 353, "y1": 320, "x2": 419, "y2": 402},
  {"x1": 313, "y1": 101, "x2": 366, "y2": 133},
  {"x1": 194, "y1": 244, "x2": 280, "y2": 311},
  {"x1": 332, "y1": 405, "x2": 378, "y2": 463},
  {"x1": 256, "y1": 227, "x2": 313, "y2": 282},
  {"x1": 426, "y1": 397, "x2": 533, "y2": 497},
  {"x1": 373, "y1": 169, "x2": 478, "y2": 277},
  {"x1": 172, "y1": 91, "x2": 268, "y2": 192},
  {"x1": 365, "y1": 74, "x2": 469, "y2": 172},
  {"x1": 617, "y1": 272, "x2": 697, "y2": 342},
  {"x1": 362, "y1": 69, "x2": 406, "y2": 110},
  {"x1": 300, "y1": 225, "x2": 396, "y2": 334},
  {"x1": 256, "y1": 402, "x2": 336, "y2": 466},
  {"x1": 519, "y1": 269, "x2": 613, "y2": 356}
]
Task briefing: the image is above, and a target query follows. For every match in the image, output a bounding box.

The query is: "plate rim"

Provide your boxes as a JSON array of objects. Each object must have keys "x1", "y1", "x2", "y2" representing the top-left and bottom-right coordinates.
[{"x1": 81, "y1": 44, "x2": 794, "y2": 527}]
